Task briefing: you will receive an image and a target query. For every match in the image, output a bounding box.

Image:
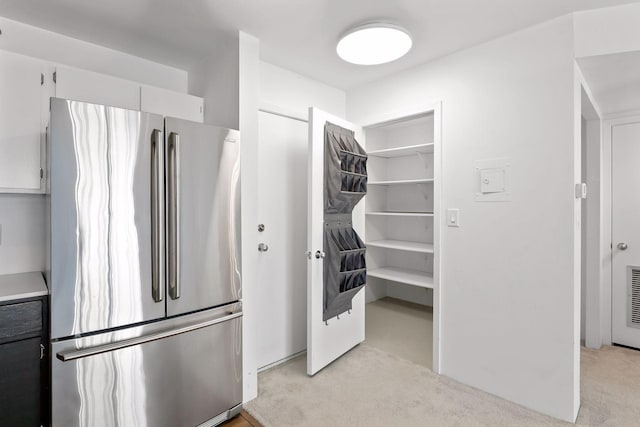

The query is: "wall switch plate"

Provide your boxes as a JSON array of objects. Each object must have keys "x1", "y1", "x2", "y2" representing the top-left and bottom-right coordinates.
[{"x1": 447, "y1": 209, "x2": 460, "y2": 227}]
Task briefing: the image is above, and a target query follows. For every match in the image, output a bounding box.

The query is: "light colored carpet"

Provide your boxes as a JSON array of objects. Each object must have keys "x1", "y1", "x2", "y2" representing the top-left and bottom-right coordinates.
[
  {"x1": 246, "y1": 296, "x2": 640, "y2": 426},
  {"x1": 246, "y1": 343, "x2": 640, "y2": 426},
  {"x1": 365, "y1": 298, "x2": 432, "y2": 369}
]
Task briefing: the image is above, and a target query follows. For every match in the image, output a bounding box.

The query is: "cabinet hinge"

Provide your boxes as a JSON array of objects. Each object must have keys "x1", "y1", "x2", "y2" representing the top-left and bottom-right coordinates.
[
  {"x1": 41, "y1": 73, "x2": 44, "y2": 86},
  {"x1": 40, "y1": 344, "x2": 45, "y2": 360},
  {"x1": 53, "y1": 71, "x2": 57, "y2": 84}
]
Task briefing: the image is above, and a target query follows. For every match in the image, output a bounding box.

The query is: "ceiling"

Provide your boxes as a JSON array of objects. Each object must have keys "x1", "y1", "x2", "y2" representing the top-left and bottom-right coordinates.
[
  {"x1": 579, "y1": 51, "x2": 640, "y2": 116},
  {"x1": 0, "y1": 0, "x2": 638, "y2": 89}
]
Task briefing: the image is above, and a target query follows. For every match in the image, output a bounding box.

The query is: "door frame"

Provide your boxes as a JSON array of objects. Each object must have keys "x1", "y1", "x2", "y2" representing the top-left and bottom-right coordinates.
[{"x1": 356, "y1": 101, "x2": 443, "y2": 374}]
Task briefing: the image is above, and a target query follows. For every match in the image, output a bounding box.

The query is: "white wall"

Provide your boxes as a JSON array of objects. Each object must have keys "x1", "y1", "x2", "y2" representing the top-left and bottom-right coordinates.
[
  {"x1": 0, "y1": 195, "x2": 45, "y2": 275},
  {"x1": 259, "y1": 61, "x2": 346, "y2": 118},
  {"x1": 189, "y1": 33, "x2": 240, "y2": 130},
  {"x1": 0, "y1": 16, "x2": 187, "y2": 91},
  {"x1": 347, "y1": 15, "x2": 578, "y2": 422}
]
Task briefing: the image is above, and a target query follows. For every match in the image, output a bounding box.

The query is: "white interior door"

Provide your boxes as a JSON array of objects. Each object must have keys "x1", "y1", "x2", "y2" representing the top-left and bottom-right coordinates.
[
  {"x1": 255, "y1": 111, "x2": 308, "y2": 369},
  {"x1": 612, "y1": 121, "x2": 640, "y2": 348},
  {"x1": 307, "y1": 107, "x2": 366, "y2": 375}
]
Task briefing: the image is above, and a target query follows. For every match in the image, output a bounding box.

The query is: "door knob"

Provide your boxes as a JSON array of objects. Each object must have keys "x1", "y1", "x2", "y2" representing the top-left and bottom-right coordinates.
[
  {"x1": 618, "y1": 242, "x2": 628, "y2": 251},
  {"x1": 258, "y1": 243, "x2": 269, "y2": 252},
  {"x1": 315, "y1": 250, "x2": 325, "y2": 259}
]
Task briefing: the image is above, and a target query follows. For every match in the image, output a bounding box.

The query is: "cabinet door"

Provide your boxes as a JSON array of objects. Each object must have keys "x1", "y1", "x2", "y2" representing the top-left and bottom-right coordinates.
[
  {"x1": 0, "y1": 337, "x2": 42, "y2": 426},
  {"x1": 0, "y1": 50, "x2": 46, "y2": 191},
  {"x1": 55, "y1": 65, "x2": 141, "y2": 111},
  {"x1": 141, "y1": 85, "x2": 204, "y2": 123}
]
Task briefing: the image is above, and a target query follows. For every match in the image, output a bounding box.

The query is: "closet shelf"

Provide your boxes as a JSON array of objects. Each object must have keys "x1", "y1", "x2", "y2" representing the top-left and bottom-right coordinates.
[
  {"x1": 368, "y1": 143, "x2": 434, "y2": 158},
  {"x1": 368, "y1": 178, "x2": 433, "y2": 186},
  {"x1": 366, "y1": 211, "x2": 434, "y2": 218},
  {"x1": 366, "y1": 239, "x2": 434, "y2": 254},
  {"x1": 368, "y1": 267, "x2": 434, "y2": 289}
]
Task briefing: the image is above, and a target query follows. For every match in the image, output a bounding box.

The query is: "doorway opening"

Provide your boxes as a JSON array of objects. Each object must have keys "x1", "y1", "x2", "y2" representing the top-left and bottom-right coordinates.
[
  {"x1": 254, "y1": 105, "x2": 442, "y2": 376},
  {"x1": 577, "y1": 50, "x2": 640, "y2": 351},
  {"x1": 363, "y1": 113, "x2": 438, "y2": 370}
]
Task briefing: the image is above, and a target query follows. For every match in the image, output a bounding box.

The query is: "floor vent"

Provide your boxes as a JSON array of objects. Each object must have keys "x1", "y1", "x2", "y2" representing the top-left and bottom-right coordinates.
[{"x1": 630, "y1": 268, "x2": 640, "y2": 328}]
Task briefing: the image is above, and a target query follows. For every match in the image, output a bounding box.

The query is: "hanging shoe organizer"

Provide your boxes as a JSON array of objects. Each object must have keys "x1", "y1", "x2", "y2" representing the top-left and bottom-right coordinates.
[{"x1": 323, "y1": 122, "x2": 367, "y2": 321}]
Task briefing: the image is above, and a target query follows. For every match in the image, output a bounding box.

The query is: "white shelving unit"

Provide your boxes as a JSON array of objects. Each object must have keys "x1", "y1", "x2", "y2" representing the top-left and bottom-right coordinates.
[
  {"x1": 368, "y1": 267, "x2": 434, "y2": 289},
  {"x1": 364, "y1": 112, "x2": 437, "y2": 303},
  {"x1": 368, "y1": 178, "x2": 434, "y2": 186},
  {"x1": 367, "y1": 240, "x2": 434, "y2": 254},
  {"x1": 366, "y1": 211, "x2": 434, "y2": 218},
  {"x1": 368, "y1": 143, "x2": 434, "y2": 158}
]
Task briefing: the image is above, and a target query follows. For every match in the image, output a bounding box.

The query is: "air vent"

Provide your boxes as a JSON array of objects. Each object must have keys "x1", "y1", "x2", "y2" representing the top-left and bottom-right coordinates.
[{"x1": 629, "y1": 268, "x2": 640, "y2": 328}]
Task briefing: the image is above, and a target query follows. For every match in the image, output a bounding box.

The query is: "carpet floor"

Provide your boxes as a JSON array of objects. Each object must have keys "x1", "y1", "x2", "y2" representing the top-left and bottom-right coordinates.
[
  {"x1": 245, "y1": 299, "x2": 640, "y2": 426},
  {"x1": 364, "y1": 297, "x2": 432, "y2": 369}
]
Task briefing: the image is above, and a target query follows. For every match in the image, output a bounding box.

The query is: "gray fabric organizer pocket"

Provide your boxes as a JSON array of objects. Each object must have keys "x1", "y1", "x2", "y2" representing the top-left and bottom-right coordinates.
[
  {"x1": 322, "y1": 122, "x2": 368, "y2": 321},
  {"x1": 323, "y1": 219, "x2": 367, "y2": 321},
  {"x1": 325, "y1": 123, "x2": 367, "y2": 215}
]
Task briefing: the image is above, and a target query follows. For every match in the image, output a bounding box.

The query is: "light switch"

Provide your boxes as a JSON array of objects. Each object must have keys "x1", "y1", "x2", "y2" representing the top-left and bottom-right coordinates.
[
  {"x1": 480, "y1": 168, "x2": 505, "y2": 193},
  {"x1": 447, "y1": 208, "x2": 460, "y2": 227}
]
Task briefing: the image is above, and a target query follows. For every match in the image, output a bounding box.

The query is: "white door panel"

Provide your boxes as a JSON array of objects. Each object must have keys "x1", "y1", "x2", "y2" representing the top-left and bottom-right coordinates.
[
  {"x1": 256, "y1": 111, "x2": 307, "y2": 368},
  {"x1": 307, "y1": 107, "x2": 365, "y2": 376},
  {"x1": 612, "y1": 121, "x2": 640, "y2": 348}
]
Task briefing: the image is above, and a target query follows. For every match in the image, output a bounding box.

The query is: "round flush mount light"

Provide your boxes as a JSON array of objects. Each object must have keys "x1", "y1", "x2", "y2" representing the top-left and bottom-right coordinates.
[{"x1": 336, "y1": 23, "x2": 412, "y2": 65}]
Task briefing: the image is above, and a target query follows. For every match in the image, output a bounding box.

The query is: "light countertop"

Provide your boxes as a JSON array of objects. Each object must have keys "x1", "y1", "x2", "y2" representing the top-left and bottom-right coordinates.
[{"x1": 0, "y1": 271, "x2": 48, "y2": 302}]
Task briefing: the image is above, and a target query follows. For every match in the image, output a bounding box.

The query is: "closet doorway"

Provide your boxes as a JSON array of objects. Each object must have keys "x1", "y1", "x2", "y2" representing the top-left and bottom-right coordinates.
[
  {"x1": 255, "y1": 109, "x2": 308, "y2": 370},
  {"x1": 577, "y1": 51, "x2": 640, "y2": 350},
  {"x1": 364, "y1": 113, "x2": 439, "y2": 370},
  {"x1": 305, "y1": 106, "x2": 442, "y2": 374}
]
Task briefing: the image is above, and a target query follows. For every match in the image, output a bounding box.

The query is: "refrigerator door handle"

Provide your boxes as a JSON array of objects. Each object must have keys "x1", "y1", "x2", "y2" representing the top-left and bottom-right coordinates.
[
  {"x1": 168, "y1": 132, "x2": 181, "y2": 300},
  {"x1": 151, "y1": 129, "x2": 164, "y2": 303},
  {"x1": 56, "y1": 311, "x2": 242, "y2": 362}
]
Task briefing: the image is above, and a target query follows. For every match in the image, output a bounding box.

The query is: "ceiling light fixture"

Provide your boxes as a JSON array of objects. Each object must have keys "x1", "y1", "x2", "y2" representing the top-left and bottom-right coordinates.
[{"x1": 336, "y1": 23, "x2": 412, "y2": 65}]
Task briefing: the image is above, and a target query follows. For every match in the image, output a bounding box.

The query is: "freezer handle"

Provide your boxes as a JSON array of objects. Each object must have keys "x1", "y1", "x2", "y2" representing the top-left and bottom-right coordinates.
[
  {"x1": 151, "y1": 129, "x2": 164, "y2": 303},
  {"x1": 168, "y1": 132, "x2": 180, "y2": 300},
  {"x1": 56, "y1": 311, "x2": 242, "y2": 362}
]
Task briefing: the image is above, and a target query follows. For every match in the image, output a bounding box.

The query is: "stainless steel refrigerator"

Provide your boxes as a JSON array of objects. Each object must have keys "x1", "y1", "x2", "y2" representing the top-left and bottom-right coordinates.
[{"x1": 47, "y1": 98, "x2": 242, "y2": 427}]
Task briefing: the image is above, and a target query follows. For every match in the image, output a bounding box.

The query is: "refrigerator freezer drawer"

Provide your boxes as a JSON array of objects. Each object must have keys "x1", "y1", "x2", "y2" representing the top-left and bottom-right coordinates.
[{"x1": 52, "y1": 304, "x2": 242, "y2": 427}]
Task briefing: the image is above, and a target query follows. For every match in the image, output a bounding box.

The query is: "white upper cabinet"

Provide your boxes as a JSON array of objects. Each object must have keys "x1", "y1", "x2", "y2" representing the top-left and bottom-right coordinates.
[
  {"x1": 141, "y1": 85, "x2": 204, "y2": 123},
  {"x1": 0, "y1": 52, "x2": 202, "y2": 193},
  {"x1": 0, "y1": 50, "x2": 50, "y2": 192},
  {"x1": 54, "y1": 65, "x2": 141, "y2": 111}
]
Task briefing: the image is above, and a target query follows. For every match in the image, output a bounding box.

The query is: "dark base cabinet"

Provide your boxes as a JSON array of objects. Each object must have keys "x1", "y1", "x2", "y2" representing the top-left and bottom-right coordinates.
[{"x1": 0, "y1": 296, "x2": 48, "y2": 427}]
